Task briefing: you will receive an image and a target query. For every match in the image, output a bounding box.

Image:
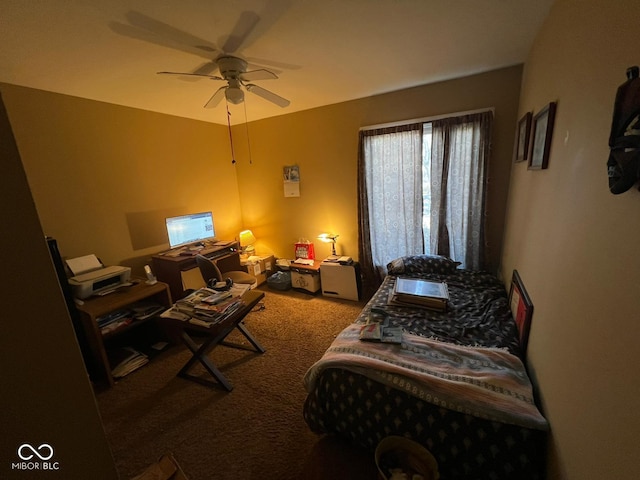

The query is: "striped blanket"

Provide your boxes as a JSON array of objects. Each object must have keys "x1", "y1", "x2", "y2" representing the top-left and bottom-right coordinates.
[{"x1": 303, "y1": 324, "x2": 548, "y2": 430}]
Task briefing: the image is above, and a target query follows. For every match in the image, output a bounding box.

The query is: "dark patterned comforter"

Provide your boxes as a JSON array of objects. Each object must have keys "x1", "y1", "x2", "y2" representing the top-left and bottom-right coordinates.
[
  {"x1": 303, "y1": 264, "x2": 547, "y2": 480},
  {"x1": 356, "y1": 271, "x2": 521, "y2": 355}
]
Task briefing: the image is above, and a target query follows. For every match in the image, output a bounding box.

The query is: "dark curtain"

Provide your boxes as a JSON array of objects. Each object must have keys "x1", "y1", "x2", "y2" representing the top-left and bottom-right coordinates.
[
  {"x1": 430, "y1": 111, "x2": 493, "y2": 270},
  {"x1": 357, "y1": 129, "x2": 380, "y2": 300}
]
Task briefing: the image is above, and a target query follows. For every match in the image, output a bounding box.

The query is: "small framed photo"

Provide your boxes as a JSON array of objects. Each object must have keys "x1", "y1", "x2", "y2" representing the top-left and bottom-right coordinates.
[
  {"x1": 528, "y1": 102, "x2": 557, "y2": 170},
  {"x1": 514, "y1": 112, "x2": 532, "y2": 162},
  {"x1": 509, "y1": 270, "x2": 534, "y2": 355}
]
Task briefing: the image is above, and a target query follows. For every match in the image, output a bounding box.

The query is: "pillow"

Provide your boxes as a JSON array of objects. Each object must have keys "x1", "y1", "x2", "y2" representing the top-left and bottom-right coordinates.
[{"x1": 386, "y1": 255, "x2": 461, "y2": 275}]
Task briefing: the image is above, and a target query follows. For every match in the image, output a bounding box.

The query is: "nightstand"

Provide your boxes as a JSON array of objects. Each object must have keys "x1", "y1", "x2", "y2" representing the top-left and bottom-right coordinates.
[{"x1": 289, "y1": 260, "x2": 322, "y2": 293}]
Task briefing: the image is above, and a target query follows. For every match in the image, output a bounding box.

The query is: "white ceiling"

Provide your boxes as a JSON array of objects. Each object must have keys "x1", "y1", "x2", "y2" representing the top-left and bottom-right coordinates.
[{"x1": 1, "y1": 0, "x2": 554, "y2": 125}]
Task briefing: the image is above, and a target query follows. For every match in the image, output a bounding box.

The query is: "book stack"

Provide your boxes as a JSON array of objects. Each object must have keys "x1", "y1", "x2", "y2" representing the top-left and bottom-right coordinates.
[
  {"x1": 97, "y1": 309, "x2": 133, "y2": 335},
  {"x1": 130, "y1": 301, "x2": 166, "y2": 320},
  {"x1": 388, "y1": 277, "x2": 450, "y2": 311},
  {"x1": 170, "y1": 286, "x2": 248, "y2": 327},
  {"x1": 97, "y1": 301, "x2": 165, "y2": 336},
  {"x1": 109, "y1": 346, "x2": 149, "y2": 378}
]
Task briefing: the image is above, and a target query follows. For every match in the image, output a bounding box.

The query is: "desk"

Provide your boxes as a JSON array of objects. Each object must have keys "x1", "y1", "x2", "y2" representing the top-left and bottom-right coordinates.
[
  {"x1": 151, "y1": 242, "x2": 240, "y2": 300},
  {"x1": 164, "y1": 289, "x2": 265, "y2": 391}
]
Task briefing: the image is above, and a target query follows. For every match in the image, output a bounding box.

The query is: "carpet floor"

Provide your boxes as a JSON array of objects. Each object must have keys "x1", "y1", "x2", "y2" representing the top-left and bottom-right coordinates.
[{"x1": 96, "y1": 286, "x2": 380, "y2": 480}]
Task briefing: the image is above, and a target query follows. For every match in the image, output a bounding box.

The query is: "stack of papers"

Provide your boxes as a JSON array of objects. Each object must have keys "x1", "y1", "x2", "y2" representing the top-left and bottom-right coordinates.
[
  {"x1": 97, "y1": 301, "x2": 165, "y2": 336},
  {"x1": 109, "y1": 347, "x2": 149, "y2": 378},
  {"x1": 97, "y1": 309, "x2": 133, "y2": 335},
  {"x1": 130, "y1": 301, "x2": 165, "y2": 320},
  {"x1": 163, "y1": 286, "x2": 248, "y2": 328},
  {"x1": 293, "y1": 258, "x2": 314, "y2": 265},
  {"x1": 388, "y1": 277, "x2": 450, "y2": 311}
]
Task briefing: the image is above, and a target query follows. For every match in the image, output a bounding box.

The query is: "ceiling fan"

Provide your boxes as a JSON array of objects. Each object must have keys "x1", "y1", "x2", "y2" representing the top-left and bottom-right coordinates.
[
  {"x1": 110, "y1": 9, "x2": 293, "y2": 163},
  {"x1": 157, "y1": 54, "x2": 290, "y2": 109}
]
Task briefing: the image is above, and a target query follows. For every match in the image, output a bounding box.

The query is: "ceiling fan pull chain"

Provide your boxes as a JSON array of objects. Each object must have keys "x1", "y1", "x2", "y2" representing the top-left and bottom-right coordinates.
[
  {"x1": 243, "y1": 100, "x2": 253, "y2": 164},
  {"x1": 226, "y1": 102, "x2": 236, "y2": 165}
]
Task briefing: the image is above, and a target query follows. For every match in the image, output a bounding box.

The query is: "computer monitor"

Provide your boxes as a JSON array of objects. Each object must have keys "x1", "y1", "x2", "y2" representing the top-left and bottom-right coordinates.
[{"x1": 165, "y1": 211, "x2": 216, "y2": 248}]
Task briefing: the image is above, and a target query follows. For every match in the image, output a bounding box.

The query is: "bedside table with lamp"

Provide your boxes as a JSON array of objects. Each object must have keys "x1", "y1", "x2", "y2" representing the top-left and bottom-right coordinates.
[
  {"x1": 239, "y1": 229, "x2": 275, "y2": 286},
  {"x1": 317, "y1": 232, "x2": 361, "y2": 301}
]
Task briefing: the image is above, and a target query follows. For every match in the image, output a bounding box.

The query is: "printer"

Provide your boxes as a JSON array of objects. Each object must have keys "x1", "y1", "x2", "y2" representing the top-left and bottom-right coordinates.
[{"x1": 66, "y1": 254, "x2": 131, "y2": 299}]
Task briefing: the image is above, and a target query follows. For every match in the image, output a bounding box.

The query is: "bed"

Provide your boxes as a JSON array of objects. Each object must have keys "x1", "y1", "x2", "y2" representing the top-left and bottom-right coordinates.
[{"x1": 303, "y1": 255, "x2": 548, "y2": 479}]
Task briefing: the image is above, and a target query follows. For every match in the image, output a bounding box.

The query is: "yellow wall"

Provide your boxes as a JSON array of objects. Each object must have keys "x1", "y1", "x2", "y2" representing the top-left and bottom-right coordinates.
[
  {"x1": 234, "y1": 66, "x2": 523, "y2": 268},
  {"x1": 2, "y1": 65, "x2": 522, "y2": 274},
  {"x1": 500, "y1": 0, "x2": 640, "y2": 478},
  {"x1": 1, "y1": 83, "x2": 242, "y2": 275}
]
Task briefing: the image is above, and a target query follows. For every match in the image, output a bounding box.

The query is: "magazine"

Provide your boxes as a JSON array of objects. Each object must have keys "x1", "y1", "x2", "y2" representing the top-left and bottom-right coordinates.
[
  {"x1": 359, "y1": 307, "x2": 403, "y2": 344},
  {"x1": 162, "y1": 286, "x2": 250, "y2": 327},
  {"x1": 359, "y1": 323, "x2": 403, "y2": 344}
]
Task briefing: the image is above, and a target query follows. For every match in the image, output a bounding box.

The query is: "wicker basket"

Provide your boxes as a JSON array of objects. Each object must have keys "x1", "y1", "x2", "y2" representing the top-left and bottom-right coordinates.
[{"x1": 375, "y1": 436, "x2": 439, "y2": 480}]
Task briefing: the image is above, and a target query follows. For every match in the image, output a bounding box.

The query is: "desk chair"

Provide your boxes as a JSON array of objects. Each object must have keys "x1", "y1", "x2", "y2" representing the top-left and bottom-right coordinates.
[{"x1": 195, "y1": 254, "x2": 257, "y2": 289}]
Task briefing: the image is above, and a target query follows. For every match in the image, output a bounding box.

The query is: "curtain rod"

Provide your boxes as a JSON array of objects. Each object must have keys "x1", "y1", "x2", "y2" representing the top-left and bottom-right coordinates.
[{"x1": 359, "y1": 107, "x2": 495, "y2": 131}]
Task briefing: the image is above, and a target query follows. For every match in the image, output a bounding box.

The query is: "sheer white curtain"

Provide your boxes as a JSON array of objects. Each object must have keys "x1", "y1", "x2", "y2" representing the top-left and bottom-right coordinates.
[
  {"x1": 362, "y1": 124, "x2": 423, "y2": 277},
  {"x1": 429, "y1": 112, "x2": 492, "y2": 270},
  {"x1": 357, "y1": 112, "x2": 492, "y2": 296}
]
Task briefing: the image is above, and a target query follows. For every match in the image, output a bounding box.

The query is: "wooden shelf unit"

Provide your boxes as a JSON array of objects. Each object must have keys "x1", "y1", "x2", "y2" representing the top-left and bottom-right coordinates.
[{"x1": 76, "y1": 280, "x2": 172, "y2": 387}]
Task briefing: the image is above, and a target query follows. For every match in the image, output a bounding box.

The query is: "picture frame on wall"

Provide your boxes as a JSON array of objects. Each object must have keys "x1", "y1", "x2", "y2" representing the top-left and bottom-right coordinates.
[
  {"x1": 514, "y1": 112, "x2": 532, "y2": 162},
  {"x1": 509, "y1": 270, "x2": 534, "y2": 355},
  {"x1": 528, "y1": 101, "x2": 557, "y2": 170}
]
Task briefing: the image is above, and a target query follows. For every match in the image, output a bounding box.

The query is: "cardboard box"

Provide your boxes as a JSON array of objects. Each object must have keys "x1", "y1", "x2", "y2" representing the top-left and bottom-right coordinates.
[
  {"x1": 131, "y1": 453, "x2": 189, "y2": 480},
  {"x1": 242, "y1": 254, "x2": 275, "y2": 285}
]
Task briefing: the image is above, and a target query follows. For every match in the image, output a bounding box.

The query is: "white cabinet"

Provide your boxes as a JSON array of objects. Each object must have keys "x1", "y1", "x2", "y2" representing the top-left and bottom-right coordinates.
[{"x1": 320, "y1": 263, "x2": 360, "y2": 301}]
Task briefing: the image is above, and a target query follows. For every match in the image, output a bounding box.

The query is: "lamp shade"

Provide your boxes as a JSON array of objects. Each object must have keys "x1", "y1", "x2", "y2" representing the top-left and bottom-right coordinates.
[
  {"x1": 318, "y1": 233, "x2": 338, "y2": 255},
  {"x1": 317, "y1": 233, "x2": 338, "y2": 243},
  {"x1": 225, "y1": 86, "x2": 244, "y2": 105},
  {"x1": 239, "y1": 229, "x2": 256, "y2": 247}
]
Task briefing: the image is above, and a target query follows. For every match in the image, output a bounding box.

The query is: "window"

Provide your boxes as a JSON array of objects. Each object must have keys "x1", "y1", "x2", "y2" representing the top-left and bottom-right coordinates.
[
  {"x1": 358, "y1": 111, "x2": 492, "y2": 279},
  {"x1": 422, "y1": 123, "x2": 433, "y2": 248}
]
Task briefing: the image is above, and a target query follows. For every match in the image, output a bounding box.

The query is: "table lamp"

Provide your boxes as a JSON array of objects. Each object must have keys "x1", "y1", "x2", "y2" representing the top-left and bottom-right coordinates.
[
  {"x1": 239, "y1": 229, "x2": 257, "y2": 256},
  {"x1": 318, "y1": 233, "x2": 339, "y2": 256}
]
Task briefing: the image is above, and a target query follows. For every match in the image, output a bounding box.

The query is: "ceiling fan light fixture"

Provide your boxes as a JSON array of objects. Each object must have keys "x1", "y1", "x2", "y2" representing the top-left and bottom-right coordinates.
[{"x1": 225, "y1": 86, "x2": 244, "y2": 104}]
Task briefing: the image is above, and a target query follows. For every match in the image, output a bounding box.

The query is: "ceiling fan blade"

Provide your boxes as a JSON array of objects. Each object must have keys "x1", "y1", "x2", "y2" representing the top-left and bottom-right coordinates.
[
  {"x1": 240, "y1": 69, "x2": 278, "y2": 81},
  {"x1": 245, "y1": 61, "x2": 282, "y2": 76},
  {"x1": 157, "y1": 71, "x2": 223, "y2": 81},
  {"x1": 204, "y1": 86, "x2": 226, "y2": 109},
  {"x1": 109, "y1": 11, "x2": 216, "y2": 59},
  {"x1": 164, "y1": 62, "x2": 220, "y2": 83},
  {"x1": 244, "y1": 56, "x2": 302, "y2": 72},
  {"x1": 221, "y1": 11, "x2": 260, "y2": 54},
  {"x1": 246, "y1": 84, "x2": 290, "y2": 108},
  {"x1": 126, "y1": 11, "x2": 217, "y2": 55},
  {"x1": 192, "y1": 61, "x2": 219, "y2": 76}
]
